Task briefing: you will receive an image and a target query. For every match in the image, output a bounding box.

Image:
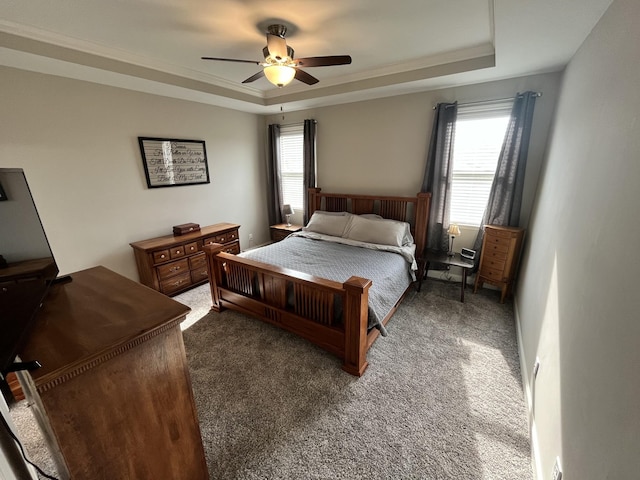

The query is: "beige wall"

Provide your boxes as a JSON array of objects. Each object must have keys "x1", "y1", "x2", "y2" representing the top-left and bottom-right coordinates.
[
  {"x1": 266, "y1": 72, "x2": 562, "y2": 268},
  {"x1": 0, "y1": 66, "x2": 268, "y2": 280},
  {"x1": 516, "y1": 0, "x2": 640, "y2": 478}
]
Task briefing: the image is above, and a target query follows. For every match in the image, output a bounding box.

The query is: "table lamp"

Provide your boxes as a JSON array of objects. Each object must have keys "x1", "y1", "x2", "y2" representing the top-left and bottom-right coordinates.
[
  {"x1": 447, "y1": 224, "x2": 461, "y2": 256},
  {"x1": 283, "y1": 204, "x2": 294, "y2": 226}
]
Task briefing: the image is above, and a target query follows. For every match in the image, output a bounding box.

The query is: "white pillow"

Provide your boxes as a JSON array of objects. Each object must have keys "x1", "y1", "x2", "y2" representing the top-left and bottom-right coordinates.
[
  {"x1": 303, "y1": 211, "x2": 351, "y2": 237},
  {"x1": 343, "y1": 215, "x2": 413, "y2": 247}
]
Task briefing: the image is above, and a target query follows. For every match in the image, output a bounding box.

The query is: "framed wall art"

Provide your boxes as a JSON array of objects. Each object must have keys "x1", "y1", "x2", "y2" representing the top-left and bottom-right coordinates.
[{"x1": 138, "y1": 137, "x2": 210, "y2": 188}]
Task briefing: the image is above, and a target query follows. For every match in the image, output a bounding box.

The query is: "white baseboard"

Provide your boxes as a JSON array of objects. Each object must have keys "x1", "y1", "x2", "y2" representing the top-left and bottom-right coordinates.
[{"x1": 513, "y1": 295, "x2": 543, "y2": 480}]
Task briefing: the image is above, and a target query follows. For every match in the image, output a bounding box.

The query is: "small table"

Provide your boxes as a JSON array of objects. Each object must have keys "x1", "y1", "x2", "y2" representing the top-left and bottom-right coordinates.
[
  {"x1": 419, "y1": 249, "x2": 475, "y2": 302},
  {"x1": 270, "y1": 223, "x2": 303, "y2": 242}
]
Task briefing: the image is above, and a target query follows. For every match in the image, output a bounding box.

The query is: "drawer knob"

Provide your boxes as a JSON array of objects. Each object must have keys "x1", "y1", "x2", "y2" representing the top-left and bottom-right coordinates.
[
  {"x1": 160, "y1": 254, "x2": 166, "y2": 259},
  {"x1": 220, "y1": 237, "x2": 225, "y2": 242},
  {"x1": 170, "y1": 266, "x2": 181, "y2": 272},
  {"x1": 176, "y1": 250, "x2": 181, "y2": 254},
  {"x1": 190, "y1": 246, "x2": 195, "y2": 251}
]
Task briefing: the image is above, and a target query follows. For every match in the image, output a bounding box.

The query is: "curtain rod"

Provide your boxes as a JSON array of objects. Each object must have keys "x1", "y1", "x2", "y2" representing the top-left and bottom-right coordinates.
[{"x1": 433, "y1": 92, "x2": 542, "y2": 110}]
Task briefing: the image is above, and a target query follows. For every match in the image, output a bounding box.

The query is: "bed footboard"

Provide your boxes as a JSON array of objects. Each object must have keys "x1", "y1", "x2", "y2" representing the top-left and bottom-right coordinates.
[{"x1": 203, "y1": 244, "x2": 372, "y2": 375}]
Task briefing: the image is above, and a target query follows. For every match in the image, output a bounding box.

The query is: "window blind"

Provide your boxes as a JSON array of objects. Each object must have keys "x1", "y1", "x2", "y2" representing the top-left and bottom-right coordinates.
[
  {"x1": 279, "y1": 124, "x2": 304, "y2": 210},
  {"x1": 449, "y1": 102, "x2": 512, "y2": 226}
]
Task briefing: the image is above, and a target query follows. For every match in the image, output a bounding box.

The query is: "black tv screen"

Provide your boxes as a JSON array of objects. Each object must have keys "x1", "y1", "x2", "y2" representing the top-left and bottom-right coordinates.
[{"x1": 0, "y1": 168, "x2": 59, "y2": 376}]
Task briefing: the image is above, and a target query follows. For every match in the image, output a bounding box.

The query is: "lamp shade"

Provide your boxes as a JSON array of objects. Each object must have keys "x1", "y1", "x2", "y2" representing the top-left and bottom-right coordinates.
[
  {"x1": 282, "y1": 204, "x2": 294, "y2": 216},
  {"x1": 447, "y1": 224, "x2": 461, "y2": 236},
  {"x1": 264, "y1": 65, "x2": 296, "y2": 87}
]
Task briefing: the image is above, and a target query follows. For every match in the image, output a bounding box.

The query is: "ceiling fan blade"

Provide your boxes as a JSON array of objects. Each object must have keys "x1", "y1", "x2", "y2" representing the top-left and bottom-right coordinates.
[
  {"x1": 294, "y1": 69, "x2": 319, "y2": 85},
  {"x1": 241, "y1": 70, "x2": 265, "y2": 83},
  {"x1": 201, "y1": 57, "x2": 260, "y2": 65},
  {"x1": 294, "y1": 55, "x2": 352, "y2": 67},
  {"x1": 266, "y1": 34, "x2": 288, "y2": 60}
]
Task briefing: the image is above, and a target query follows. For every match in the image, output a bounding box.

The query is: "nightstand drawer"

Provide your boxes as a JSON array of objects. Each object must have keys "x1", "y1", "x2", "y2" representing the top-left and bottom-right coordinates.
[
  {"x1": 157, "y1": 258, "x2": 189, "y2": 280},
  {"x1": 272, "y1": 230, "x2": 292, "y2": 242},
  {"x1": 270, "y1": 224, "x2": 303, "y2": 242}
]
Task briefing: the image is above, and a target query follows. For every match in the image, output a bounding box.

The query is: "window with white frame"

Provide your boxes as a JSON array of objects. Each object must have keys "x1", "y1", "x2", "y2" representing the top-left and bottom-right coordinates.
[
  {"x1": 279, "y1": 124, "x2": 304, "y2": 211},
  {"x1": 449, "y1": 100, "x2": 513, "y2": 226}
]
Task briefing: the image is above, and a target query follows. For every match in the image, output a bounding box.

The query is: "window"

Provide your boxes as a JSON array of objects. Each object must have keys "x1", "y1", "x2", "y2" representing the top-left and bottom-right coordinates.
[
  {"x1": 449, "y1": 100, "x2": 512, "y2": 226},
  {"x1": 279, "y1": 124, "x2": 304, "y2": 211}
]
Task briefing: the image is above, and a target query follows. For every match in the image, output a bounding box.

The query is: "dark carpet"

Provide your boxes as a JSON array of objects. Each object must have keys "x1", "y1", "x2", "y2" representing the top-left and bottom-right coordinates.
[{"x1": 9, "y1": 279, "x2": 532, "y2": 479}]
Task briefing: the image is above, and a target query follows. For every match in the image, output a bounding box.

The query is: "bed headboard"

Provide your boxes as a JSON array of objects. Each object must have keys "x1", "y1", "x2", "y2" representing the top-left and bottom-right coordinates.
[{"x1": 308, "y1": 188, "x2": 431, "y2": 257}]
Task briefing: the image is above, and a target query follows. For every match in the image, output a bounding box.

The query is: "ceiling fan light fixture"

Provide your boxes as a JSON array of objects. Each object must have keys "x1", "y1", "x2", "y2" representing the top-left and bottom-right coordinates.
[{"x1": 264, "y1": 65, "x2": 296, "y2": 87}]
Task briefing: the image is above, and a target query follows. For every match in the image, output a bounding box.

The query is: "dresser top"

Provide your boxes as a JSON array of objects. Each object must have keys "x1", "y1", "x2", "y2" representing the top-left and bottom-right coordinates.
[
  {"x1": 19, "y1": 266, "x2": 190, "y2": 390},
  {"x1": 130, "y1": 222, "x2": 240, "y2": 251},
  {"x1": 485, "y1": 225, "x2": 524, "y2": 233}
]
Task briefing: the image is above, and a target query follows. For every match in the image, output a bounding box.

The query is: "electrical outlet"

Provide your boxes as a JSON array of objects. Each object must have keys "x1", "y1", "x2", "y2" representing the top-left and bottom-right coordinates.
[
  {"x1": 248, "y1": 233, "x2": 254, "y2": 246},
  {"x1": 552, "y1": 456, "x2": 562, "y2": 480},
  {"x1": 533, "y1": 357, "x2": 540, "y2": 379}
]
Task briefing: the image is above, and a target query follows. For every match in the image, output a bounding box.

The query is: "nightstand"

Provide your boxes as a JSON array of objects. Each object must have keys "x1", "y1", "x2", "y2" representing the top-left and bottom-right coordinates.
[
  {"x1": 270, "y1": 223, "x2": 302, "y2": 242},
  {"x1": 418, "y1": 249, "x2": 475, "y2": 302}
]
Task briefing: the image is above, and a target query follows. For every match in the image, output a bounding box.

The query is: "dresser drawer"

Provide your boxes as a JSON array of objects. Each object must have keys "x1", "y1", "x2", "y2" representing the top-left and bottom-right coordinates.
[
  {"x1": 191, "y1": 267, "x2": 209, "y2": 283},
  {"x1": 189, "y1": 252, "x2": 206, "y2": 269},
  {"x1": 480, "y1": 266, "x2": 506, "y2": 282},
  {"x1": 487, "y1": 228, "x2": 515, "y2": 239},
  {"x1": 482, "y1": 257, "x2": 506, "y2": 271},
  {"x1": 153, "y1": 249, "x2": 170, "y2": 264},
  {"x1": 202, "y1": 229, "x2": 239, "y2": 247},
  {"x1": 160, "y1": 271, "x2": 192, "y2": 295},
  {"x1": 184, "y1": 241, "x2": 199, "y2": 255},
  {"x1": 170, "y1": 245, "x2": 186, "y2": 259},
  {"x1": 157, "y1": 258, "x2": 189, "y2": 280},
  {"x1": 224, "y1": 229, "x2": 239, "y2": 243},
  {"x1": 484, "y1": 236, "x2": 510, "y2": 254},
  {"x1": 222, "y1": 241, "x2": 240, "y2": 254}
]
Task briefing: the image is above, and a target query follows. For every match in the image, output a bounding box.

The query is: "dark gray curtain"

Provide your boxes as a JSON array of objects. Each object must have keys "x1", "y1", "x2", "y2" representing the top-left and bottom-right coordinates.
[
  {"x1": 267, "y1": 124, "x2": 283, "y2": 226},
  {"x1": 422, "y1": 102, "x2": 458, "y2": 252},
  {"x1": 473, "y1": 91, "x2": 538, "y2": 254},
  {"x1": 303, "y1": 119, "x2": 317, "y2": 224}
]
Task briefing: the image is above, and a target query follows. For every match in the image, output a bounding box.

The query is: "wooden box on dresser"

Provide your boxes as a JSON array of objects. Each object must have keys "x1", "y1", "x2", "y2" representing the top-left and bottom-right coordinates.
[
  {"x1": 473, "y1": 225, "x2": 525, "y2": 303},
  {"x1": 130, "y1": 223, "x2": 240, "y2": 295}
]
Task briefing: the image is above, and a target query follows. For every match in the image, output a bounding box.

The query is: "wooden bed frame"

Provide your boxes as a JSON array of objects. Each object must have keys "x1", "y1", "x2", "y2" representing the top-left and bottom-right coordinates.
[{"x1": 203, "y1": 188, "x2": 431, "y2": 376}]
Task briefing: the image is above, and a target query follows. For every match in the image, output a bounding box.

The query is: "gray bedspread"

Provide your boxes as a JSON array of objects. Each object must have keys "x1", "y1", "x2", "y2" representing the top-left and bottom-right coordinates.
[{"x1": 239, "y1": 235, "x2": 414, "y2": 335}]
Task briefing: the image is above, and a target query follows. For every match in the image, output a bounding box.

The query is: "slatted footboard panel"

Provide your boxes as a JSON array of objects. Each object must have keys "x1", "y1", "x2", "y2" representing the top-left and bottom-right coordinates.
[
  {"x1": 203, "y1": 245, "x2": 371, "y2": 375},
  {"x1": 293, "y1": 283, "x2": 336, "y2": 326}
]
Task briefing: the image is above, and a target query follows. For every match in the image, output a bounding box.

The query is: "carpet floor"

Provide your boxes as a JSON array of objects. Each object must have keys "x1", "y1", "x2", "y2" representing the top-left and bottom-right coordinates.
[{"x1": 9, "y1": 279, "x2": 532, "y2": 479}]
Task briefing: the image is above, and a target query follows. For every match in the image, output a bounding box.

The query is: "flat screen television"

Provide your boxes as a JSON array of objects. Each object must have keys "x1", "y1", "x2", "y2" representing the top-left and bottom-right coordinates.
[{"x1": 0, "y1": 168, "x2": 59, "y2": 377}]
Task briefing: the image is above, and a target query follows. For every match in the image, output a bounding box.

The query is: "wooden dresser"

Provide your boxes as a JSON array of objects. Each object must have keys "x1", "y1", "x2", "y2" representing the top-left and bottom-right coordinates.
[
  {"x1": 473, "y1": 225, "x2": 525, "y2": 303},
  {"x1": 16, "y1": 266, "x2": 208, "y2": 479},
  {"x1": 130, "y1": 223, "x2": 240, "y2": 295}
]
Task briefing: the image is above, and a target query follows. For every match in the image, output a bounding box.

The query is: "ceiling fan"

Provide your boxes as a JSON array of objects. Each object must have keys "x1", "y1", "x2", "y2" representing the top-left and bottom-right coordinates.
[{"x1": 201, "y1": 24, "x2": 352, "y2": 88}]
